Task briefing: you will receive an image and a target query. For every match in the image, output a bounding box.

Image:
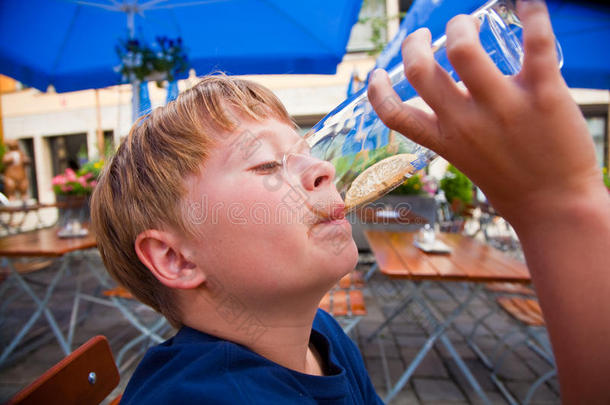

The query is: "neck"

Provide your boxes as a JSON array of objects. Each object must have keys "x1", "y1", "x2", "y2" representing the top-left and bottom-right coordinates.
[{"x1": 180, "y1": 289, "x2": 326, "y2": 375}]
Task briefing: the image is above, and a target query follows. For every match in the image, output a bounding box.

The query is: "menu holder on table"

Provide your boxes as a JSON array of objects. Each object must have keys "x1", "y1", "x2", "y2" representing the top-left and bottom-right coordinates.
[{"x1": 413, "y1": 239, "x2": 452, "y2": 254}]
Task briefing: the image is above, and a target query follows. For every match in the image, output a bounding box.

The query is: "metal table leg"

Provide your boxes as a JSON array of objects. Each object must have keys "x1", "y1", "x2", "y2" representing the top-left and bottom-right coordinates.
[
  {"x1": 366, "y1": 280, "x2": 422, "y2": 343},
  {"x1": 384, "y1": 282, "x2": 491, "y2": 404},
  {"x1": 364, "y1": 262, "x2": 378, "y2": 282},
  {"x1": 0, "y1": 256, "x2": 71, "y2": 365},
  {"x1": 65, "y1": 253, "x2": 168, "y2": 365}
]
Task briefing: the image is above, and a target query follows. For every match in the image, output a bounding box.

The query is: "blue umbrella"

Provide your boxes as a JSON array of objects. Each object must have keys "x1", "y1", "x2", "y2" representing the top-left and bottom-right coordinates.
[
  {"x1": 0, "y1": 0, "x2": 362, "y2": 93},
  {"x1": 374, "y1": 0, "x2": 610, "y2": 90}
]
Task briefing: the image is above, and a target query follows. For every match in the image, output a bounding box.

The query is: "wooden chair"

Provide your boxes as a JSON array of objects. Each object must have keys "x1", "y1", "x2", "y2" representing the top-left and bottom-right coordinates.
[
  {"x1": 463, "y1": 287, "x2": 556, "y2": 404},
  {"x1": 7, "y1": 335, "x2": 120, "y2": 405},
  {"x1": 496, "y1": 297, "x2": 544, "y2": 327},
  {"x1": 490, "y1": 297, "x2": 557, "y2": 405}
]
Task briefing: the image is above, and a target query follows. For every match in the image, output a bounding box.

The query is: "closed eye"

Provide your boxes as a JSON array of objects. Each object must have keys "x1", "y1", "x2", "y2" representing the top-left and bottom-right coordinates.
[{"x1": 251, "y1": 161, "x2": 282, "y2": 173}]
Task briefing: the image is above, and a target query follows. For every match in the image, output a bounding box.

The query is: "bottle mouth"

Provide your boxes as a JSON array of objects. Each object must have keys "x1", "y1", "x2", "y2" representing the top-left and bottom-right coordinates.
[{"x1": 479, "y1": 0, "x2": 563, "y2": 74}]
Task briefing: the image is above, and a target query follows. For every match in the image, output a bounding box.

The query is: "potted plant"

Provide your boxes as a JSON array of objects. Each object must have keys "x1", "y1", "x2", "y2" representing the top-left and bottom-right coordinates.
[
  {"x1": 52, "y1": 159, "x2": 104, "y2": 228},
  {"x1": 380, "y1": 171, "x2": 438, "y2": 224},
  {"x1": 439, "y1": 165, "x2": 473, "y2": 232},
  {"x1": 391, "y1": 172, "x2": 438, "y2": 197},
  {"x1": 115, "y1": 36, "x2": 188, "y2": 85}
]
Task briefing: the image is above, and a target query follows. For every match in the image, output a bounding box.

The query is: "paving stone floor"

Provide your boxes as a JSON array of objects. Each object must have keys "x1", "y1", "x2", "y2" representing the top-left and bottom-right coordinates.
[{"x1": 0, "y1": 251, "x2": 560, "y2": 404}]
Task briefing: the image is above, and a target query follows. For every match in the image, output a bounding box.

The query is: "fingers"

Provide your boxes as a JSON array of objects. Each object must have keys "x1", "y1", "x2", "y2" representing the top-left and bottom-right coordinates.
[
  {"x1": 445, "y1": 15, "x2": 511, "y2": 106},
  {"x1": 401, "y1": 28, "x2": 465, "y2": 117},
  {"x1": 368, "y1": 69, "x2": 443, "y2": 154},
  {"x1": 518, "y1": 0, "x2": 562, "y2": 85}
]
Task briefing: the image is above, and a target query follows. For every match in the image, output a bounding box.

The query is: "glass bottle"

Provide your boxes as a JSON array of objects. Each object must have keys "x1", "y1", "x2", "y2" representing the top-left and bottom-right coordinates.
[{"x1": 303, "y1": 0, "x2": 562, "y2": 211}]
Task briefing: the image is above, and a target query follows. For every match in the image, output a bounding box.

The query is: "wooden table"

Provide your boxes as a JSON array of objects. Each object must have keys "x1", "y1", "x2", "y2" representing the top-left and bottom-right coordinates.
[
  {"x1": 363, "y1": 230, "x2": 531, "y2": 404},
  {"x1": 0, "y1": 226, "x2": 169, "y2": 371},
  {"x1": 0, "y1": 226, "x2": 97, "y2": 365},
  {"x1": 364, "y1": 230, "x2": 529, "y2": 283},
  {"x1": 0, "y1": 226, "x2": 96, "y2": 256}
]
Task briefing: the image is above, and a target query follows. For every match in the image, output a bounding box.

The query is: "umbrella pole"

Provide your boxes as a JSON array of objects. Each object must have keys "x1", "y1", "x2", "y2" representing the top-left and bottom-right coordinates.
[{"x1": 127, "y1": 7, "x2": 138, "y2": 122}]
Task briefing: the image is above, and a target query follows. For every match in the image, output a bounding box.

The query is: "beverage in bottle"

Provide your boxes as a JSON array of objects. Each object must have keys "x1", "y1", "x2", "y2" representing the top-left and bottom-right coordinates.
[{"x1": 302, "y1": 0, "x2": 561, "y2": 212}]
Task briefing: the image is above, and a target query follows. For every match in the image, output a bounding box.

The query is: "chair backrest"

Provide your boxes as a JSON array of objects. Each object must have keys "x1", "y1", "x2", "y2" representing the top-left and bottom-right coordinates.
[{"x1": 7, "y1": 335, "x2": 120, "y2": 405}]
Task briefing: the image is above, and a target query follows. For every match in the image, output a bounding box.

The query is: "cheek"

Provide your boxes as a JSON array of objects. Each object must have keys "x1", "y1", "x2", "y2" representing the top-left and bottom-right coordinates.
[
  {"x1": 191, "y1": 185, "x2": 309, "y2": 256},
  {"x1": 230, "y1": 175, "x2": 311, "y2": 229}
]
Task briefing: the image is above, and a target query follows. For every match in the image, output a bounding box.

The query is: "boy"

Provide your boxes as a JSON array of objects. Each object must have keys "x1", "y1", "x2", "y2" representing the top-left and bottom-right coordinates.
[{"x1": 91, "y1": 76, "x2": 378, "y2": 403}]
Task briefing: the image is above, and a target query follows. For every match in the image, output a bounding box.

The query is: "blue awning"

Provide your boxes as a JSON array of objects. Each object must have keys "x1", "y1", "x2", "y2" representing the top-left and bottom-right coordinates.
[{"x1": 0, "y1": 0, "x2": 362, "y2": 93}]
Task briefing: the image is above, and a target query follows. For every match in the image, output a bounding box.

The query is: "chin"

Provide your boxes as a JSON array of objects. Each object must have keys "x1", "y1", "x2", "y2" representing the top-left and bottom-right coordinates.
[
  {"x1": 344, "y1": 239, "x2": 359, "y2": 270},
  {"x1": 326, "y1": 238, "x2": 359, "y2": 279}
]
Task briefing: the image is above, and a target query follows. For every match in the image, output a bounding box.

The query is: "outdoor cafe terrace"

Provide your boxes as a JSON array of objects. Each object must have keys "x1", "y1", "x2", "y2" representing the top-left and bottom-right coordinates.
[
  {"x1": 0, "y1": 202, "x2": 560, "y2": 404},
  {"x1": 1, "y1": 0, "x2": 608, "y2": 403}
]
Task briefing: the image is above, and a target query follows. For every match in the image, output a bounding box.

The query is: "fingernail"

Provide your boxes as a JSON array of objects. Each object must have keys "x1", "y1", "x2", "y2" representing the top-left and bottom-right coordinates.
[
  {"x1": 518, "y1": 0, "x2": 544, "y2": 7},
  {"x1": 371, "y1": 68, "x2": 384, "y2": 81}
]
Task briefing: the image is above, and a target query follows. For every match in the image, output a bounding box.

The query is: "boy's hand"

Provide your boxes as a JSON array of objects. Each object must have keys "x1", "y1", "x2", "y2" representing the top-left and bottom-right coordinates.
[{"x1": 368, "y1": 0, "x2": 606, "y2": 228}]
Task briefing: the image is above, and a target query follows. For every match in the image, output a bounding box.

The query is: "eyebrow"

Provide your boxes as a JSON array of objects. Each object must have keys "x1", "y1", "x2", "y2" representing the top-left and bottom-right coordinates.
[
  {"x1": 226, "y1": 129, "x2": 307, "y2": 163},
  {"x1": 224, "y1": 129, "x2": 274, "y2": 164}
]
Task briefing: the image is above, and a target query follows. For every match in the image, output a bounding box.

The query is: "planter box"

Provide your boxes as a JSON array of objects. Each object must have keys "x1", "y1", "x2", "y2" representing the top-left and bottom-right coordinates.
[
  {"x1": 56, "y1": 194, "x2": 91, "y2": 225},
  {"x1": 348, "y1": 195, "x2": 437, "y2": 251}
]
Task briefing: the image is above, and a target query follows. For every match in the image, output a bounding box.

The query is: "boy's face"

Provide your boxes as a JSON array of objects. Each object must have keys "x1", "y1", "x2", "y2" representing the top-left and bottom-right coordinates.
[{"x1": 183, "y1": 118, "x2": 358, "y2": 310}]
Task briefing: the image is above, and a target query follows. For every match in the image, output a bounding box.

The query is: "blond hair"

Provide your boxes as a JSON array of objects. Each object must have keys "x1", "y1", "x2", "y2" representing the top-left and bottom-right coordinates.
[{"x1": 91, "y1": 75, "x2": 293, "y2": 328}]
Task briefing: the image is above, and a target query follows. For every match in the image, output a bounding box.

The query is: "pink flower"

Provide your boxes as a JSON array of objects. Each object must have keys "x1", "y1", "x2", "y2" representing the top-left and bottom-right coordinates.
[
  {"x1": 422, "y1": 175, "x2": 438, "y2": 196},
  {"x1": 77, "y1": 176, "x2": 88, "y2": 187},
  {"x1": 61, "y1": 184, "x2": 73, "y2": 192},
  {"x1": 82, "y1": 172, "x2": 93, "y2": 180},
  {"x1": 65, "y1": 168, "x2": 77, "y2": 182},
  {"x1": 89, "y1": 180, "x2": 98, "y2": 188},
  {"x1": 52, "y1": 175, "x2": 66, "y2": 186}
]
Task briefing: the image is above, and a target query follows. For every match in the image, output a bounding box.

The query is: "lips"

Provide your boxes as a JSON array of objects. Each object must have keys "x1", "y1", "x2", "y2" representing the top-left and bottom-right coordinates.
[
  {"x1": 306, "y1": 200, "x2": 352, "y2": 240},
  {"x1": 312, "y1": 202, "x2": 346, "y2": 225}
]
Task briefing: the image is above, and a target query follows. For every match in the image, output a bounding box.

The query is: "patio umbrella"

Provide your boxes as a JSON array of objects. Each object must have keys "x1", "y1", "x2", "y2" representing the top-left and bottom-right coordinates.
[
  {"x1": 374, "y1": 0, "x2": 610, "y2": 90},
  {"x1": 0, "y1": 0, "x2": 362, "y2": 93}
]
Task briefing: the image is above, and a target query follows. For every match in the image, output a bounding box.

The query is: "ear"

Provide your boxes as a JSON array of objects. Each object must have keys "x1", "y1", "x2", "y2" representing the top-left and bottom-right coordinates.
[{"x1": 135, "y1": 230, "x2": 205, "y2": 289}]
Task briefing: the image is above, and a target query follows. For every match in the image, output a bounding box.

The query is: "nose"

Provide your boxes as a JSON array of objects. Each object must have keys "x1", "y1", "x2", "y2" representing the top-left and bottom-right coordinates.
[{"x1": 283, "y1": 153, "x2": 336, "y2": 191}]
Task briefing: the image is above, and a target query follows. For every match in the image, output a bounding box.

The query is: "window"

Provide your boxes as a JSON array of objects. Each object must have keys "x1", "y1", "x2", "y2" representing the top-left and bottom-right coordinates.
[
  {"x1": 346, "y1": 0, "x2": 414, "y2": 54},
  {"x1": 346, "y1": 0, "x2": 387, "y2": 53},
  {"x1": 587, "y1": 116, "x2": 606, "y2": 167},
  {"x1": 581, "y1": 105, "x2": 608, "y2": 168},
  {"x1": 103, "y1": 130, "x2": 115, "y2": 156},
  {"x1": 47, "y1": 133, "x2": 88, "y2": 176},
  {"x1": 399, "y1": 0, "x2": 413, "y2": 15},
  {"x1": 17, "y1": 138, "x2": 38, "y2": 200}
]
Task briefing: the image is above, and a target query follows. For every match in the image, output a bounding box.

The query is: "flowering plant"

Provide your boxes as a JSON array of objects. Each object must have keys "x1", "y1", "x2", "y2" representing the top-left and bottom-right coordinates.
[
  {"x1": 604, "y1": 167, "x2": 610, "y2": 190},
  {"x1": 391, "y1": 173, "x2": 437, "y2": 197},
  {"x1": 115, "y1": 36, "x2": 188, "y2": 84},
  {"x1": 52, "y1": 160, "x2": 104, "y2": 196},
  {"x1": 79, "y1": 159, "x2": 105, "y2": 179},
  {"x1": 440, "y1": 164, "x2": 473, "y2": 217}
]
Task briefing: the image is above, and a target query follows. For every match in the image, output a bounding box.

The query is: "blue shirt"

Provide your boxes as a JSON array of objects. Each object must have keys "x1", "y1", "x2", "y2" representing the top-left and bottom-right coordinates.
[{"x1": 121, "y1": 309, "x2": 382, "y2": 404}]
